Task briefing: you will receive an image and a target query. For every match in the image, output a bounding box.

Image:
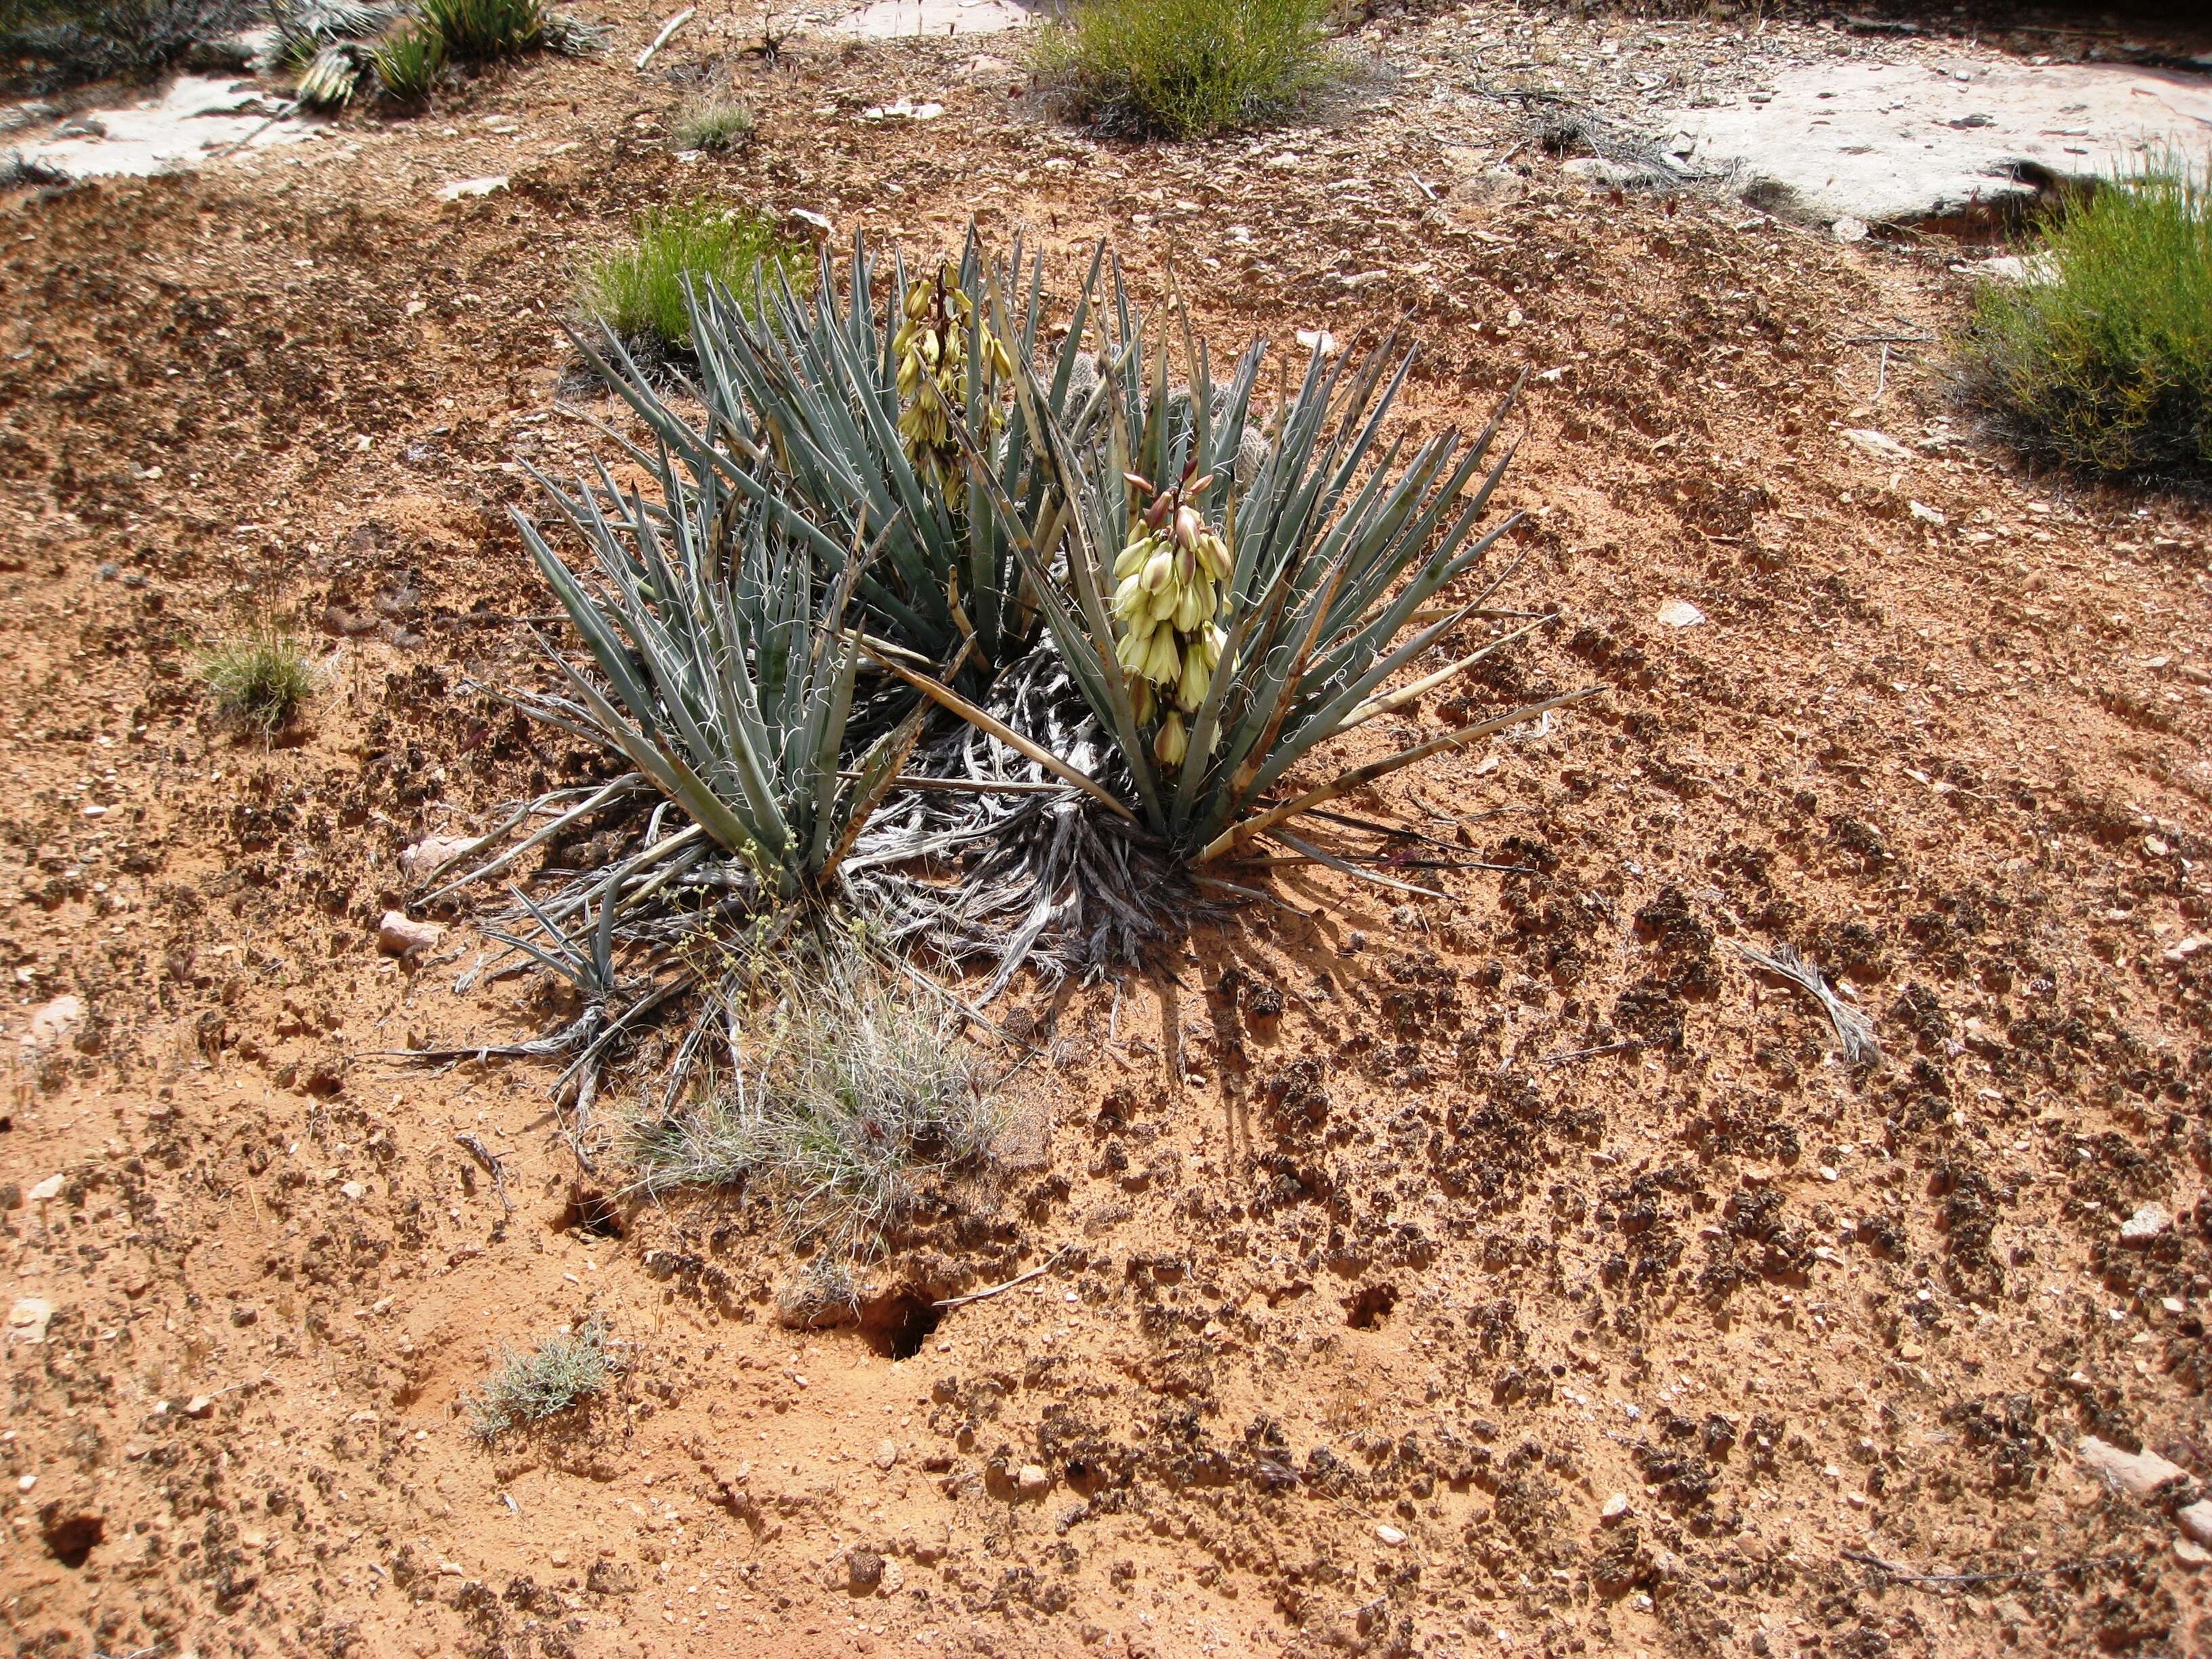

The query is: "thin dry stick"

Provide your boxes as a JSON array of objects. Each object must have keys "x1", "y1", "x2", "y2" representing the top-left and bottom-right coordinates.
[
  {"x1": 934, "y1": 1245, "x2": 1072, "y2": 1310},
  {"x1": 455, "y1": 1132, "x2": 514, "y2": 1212}
]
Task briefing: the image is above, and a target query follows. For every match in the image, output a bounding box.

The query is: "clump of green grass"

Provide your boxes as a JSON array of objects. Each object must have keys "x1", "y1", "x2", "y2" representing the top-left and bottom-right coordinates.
[
  {"x1": 579, "y1": 201, "x2": 808, "y2": 355},
  {"x1": 201, "y1": 630, "x2": 314, "y2": 735},
  {"x1": 467, "y1": 1317, "x2": 615, "y2": 1441},
  {"x1": 673, "y1": 92, "x2": 754, "y2": 153},
  {"x1": 415, "y1": 0, "x2": 542, "y2": 62},
  {"x1": 1031, "y1": 0, "x2": 1338, "y2": 140},
  {"x1": 628, "y1": 927, "x2": 1001, "y2": 1257},
  {"x1": 1963, "y1": 155, "x2": 2212, "y2": 489},
  {"x1": 371, "y1": 20, "x2": 446, "y2": 101}
]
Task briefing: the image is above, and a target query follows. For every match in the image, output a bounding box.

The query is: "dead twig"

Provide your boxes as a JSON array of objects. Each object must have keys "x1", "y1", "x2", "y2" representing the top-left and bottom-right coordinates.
[
  {"x1": 1733, "y1": 941, "x2": 1881, "y2": 1067},
  {"x1": 933, "y1": 1245, "x2": 1072, "y2": 1310},
  {"x1": 455, "y1": 1132, "x2": 514, "y2": 1212}
]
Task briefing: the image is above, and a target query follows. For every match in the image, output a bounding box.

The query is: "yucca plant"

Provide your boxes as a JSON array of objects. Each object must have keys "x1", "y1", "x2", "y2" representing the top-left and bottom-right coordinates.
[
  {"x1": 579, "y1": 230, "x2": 1110, "y2": 692},
  {"x1": 507, "y1": 453, "x2": 924, "y2": 905},
  {"x1": 415, "y1": 0, "x2": 542, "y2": 60},
  {"x1": 958, "y1": 303, "x2": 1599, "y2": 873},
  {"x1": 369, "y1": 19, "x2": 445, "y2": 101}
]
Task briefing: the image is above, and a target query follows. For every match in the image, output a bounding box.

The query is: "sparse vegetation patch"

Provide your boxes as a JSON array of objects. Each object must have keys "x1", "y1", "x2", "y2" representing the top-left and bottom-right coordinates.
[
  {"x1": 200, "y1": 629, "x2": 314, "y2": 735},
  {"x1": 467, "y1": 1317, "x2": 615, "y2": 1439},
  {"x1": 1963, "y1": 155, "x2": 2212, "y2": 489},
  {"x1": 577, "y1": 201, "x2": 806, "y2": 354},
  {"x1": 674, "y1": 92, "x2": 755, "y2": 153},
  {"x1": 1031, "y1": 0, "x2": 1339, "y2": 140}
]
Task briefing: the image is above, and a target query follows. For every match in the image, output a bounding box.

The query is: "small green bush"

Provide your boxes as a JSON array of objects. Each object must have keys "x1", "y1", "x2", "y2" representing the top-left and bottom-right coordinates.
[
  {"x1": 674, "y1": 93, "x2": 754, "y2": 153},
  {"x1": 414, "y1": 0, "x2": 542, "y2": 62},
  {"x1": 468, "y1": 1318, "x2": 615, "y2": 1440},
  {"x1": 579, "y1": 201, "x2": 807, "y2": 354},
  {"x1": 371, "y1": 20, "x2": 446, "y2": 101},
  {"x1": 1031, "y1": 0, "x2": 1337, "y2": 140},
  {"x1": 201, "y1": 630, "x2": 314, "y2": 735},
  {"x1": 1964, "y1": 155, "x2": 2212, "y2": 489}
]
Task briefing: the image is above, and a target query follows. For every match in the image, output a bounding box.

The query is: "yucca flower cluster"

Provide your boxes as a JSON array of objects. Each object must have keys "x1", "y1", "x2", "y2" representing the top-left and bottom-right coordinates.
[
  {"x1": 893, "y1": 270, "x2": 1014, "y2": 493},
  {"x1": 1110, "y1": 470, "x2": 1231, "y2": 769}
]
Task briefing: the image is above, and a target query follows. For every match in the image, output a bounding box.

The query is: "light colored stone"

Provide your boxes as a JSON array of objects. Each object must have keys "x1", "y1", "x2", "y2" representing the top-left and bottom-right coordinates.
[
  {"x1": 1830, "y1": 216, "x2": 1868, "y2": 243},
  {"x1": 2178, "y1": 1500, "x2": 2212, "y2": 1547},
  {"x1": 378, "y1": 912, "x2": 442, "y2": 956},
  {"x1": 436, "y1": 176, "x2": 508, "y2": 203},
  {"x1": 1908, "y1": 501, "x2": 1947, "y2": 527},
  {"x1": 875, "y1": 1438, "x2": 899, "y2": 1470},
  {"x1": 1375, "y1": 1523, "x2": 1407, "y2": 1546},
  {"x1": 13, "y1": 74, "x2": 323, "y2": 179},
  {"x1": 1843, "y1": 428, "x2": 1914, "y2": 464},
  {"x1": 1655, "y1": 599, "x2": 1705, "y2": 629},
  {"x1": 1015, "y1": 1463, "x2": 1049, "y2": 1498},
  {"x1": 24, "y1": 994, "x2": 85, "y2": 1052},
  {"x1": 2121, "y1": 1204, "x2": 2174, "y2": 1246},
  {"x1": 2078, "y1": 1435, "x2": 2189, "y2": 1500},
  {"x1": 2177, "y1": 1534, "x2": 2211, "y2": 1568},
  {"x1": 837, "y1": 0, "x2": 1029, "y2": 37},
  {"x1": 399, "y1": 836, "x2": 474, "y2": 882},
  {"x1": 1601, "y1": 1492, "x2": 1631, "y2": 1523},
  {"x1": 1295, "y1": 328, "x2": 1338, "y2": 360},
  {"x1": 858, "y1": 97, "x2": 945, "y2": 123},
  {"x1": 2165, "y1": 935, "x2": 2212, "y2": 965},
  {"x1": 7, "y1": 1298, "x2": 54, "y2": 1345},
  {"x1": 184, "y1": 1395, "x2": 215, "y2": 1419}
]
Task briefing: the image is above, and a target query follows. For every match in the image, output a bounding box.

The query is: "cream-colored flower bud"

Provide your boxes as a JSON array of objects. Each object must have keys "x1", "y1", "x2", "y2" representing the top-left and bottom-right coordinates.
[{"x1": 1153, "y1": 712, "x2": 1188, "y2": 768}]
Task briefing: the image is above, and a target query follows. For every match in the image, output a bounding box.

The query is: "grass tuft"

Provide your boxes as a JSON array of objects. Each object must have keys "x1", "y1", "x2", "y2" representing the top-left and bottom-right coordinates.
[
  {"x1": 1963, "y1": 155, "x2": 2212, "y2": 489},
  {"x1": 371, "y1": 21, "x2": 447, "y2": 101},
  {"x1": 1031, "y1": 0, "x2": 1338, "y2": 140},
  {"x1": 673, "y1": 93, "x2": 755, "y2": 153},
  {"x1": 467, "y1": 1317, "x2": 615, "y2": 1440},
  {"x1": 579, "y1": 201, "x2": 807, "y2": 354},
  {"x1": 628, "y1": 926, "x2": 1001, "y2": 1256},
  {"x1": 414, "y1": 0, "x2": 543, "y2": 62},
  {"x1": 201, "y1": 630, "x2": 314, "y2": 735}
]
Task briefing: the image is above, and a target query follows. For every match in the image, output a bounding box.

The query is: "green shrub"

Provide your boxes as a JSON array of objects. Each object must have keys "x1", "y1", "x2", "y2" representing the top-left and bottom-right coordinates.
[
  {"x1": 467, "y1": 1318, "x2": 615, "y2": 1439},
  {"x1": 415, "y1": 0, "x2": 543, "y2": 62},
  {"x1": 201, "y1": 630, "x2": 314, "y2": 735},
  {"x1": 371, "y1": 20, "x2": 446, "y2": 100},
  {"x1": 1964, "y1": 155, "x2": 2212, "y2": 488},
  {"x1": 674, "y1": 93, "x2": 754, "y2": 153},
  {"x1": 1031, "y1": 0, "x2": 1337, "y2": 140},
  {"x1": 578, "y1": 201, "x2": 805, "y2": 353}
]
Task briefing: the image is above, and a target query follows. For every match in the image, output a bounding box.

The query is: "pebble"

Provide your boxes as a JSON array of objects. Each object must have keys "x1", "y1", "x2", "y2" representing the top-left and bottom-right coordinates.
[
  {"x1": 1841, "y1": 427, "x2": 1912, "y2": 464},
  {"x1": 1375, "y1": 1524, "x2": 1407, "y2": 1546},
  {"x1": 1654, "y1": 598, "x2": 1705, "y2": 628},
  {"x1": 1016, "y1": 1463, "x2": 1049, "y2": 1498},
  {"x1": 184, "y1": 1395, "x2": 215, "y2": 1419},
  {"x1": 2078, "y1": 1435, "x2": 2188, "y2": 1500},
  {"x1": 1601, "y1": 1492, "x2": 1631, "y2": 1523},
  {"x1": 399, "y1": 836, "x2": 474, "y2": 882},
  {"x1": 24, "y1": 994, "x2": 85, "y2": 1052},
  {"x1": 2120, "y1": 1204, "x2": 2173, "y2": 1246},
  {"x1": 7, "y1": 1297, "x2": 54, "y2": 1345},
  {"x1": 847, "y1": 1547, "x2": 885, "y2": 1591},
  {"x1": 874, "y1": 1438, "x2": 899, "y2": 1471},
  {"x1": 1907, "y1": 500, "x2": 1947, "y2": 527},
  {"x1": 2178, "y1": 1500, "x2": 2212, "y2": 1547},
  {"x1": 2177, "y1": 1535, "x2": 2210, "y2": 1569},
  {"x1": 436, "y1": 175, "x2": 508, "y2": 202},
  {"x1": 377, "y1": 912, "x2": 443, "y2": 957},
  {"x1": 28, "y1": 1174, "x2": 64, "y2": 1204},
  {"x1": 1830, "y1": 215, "x2": 1868, "y2": 242}
]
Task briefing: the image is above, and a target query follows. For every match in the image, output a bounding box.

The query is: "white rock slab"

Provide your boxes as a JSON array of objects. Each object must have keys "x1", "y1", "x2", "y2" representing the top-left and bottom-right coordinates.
[
  {"x1": 837, "y1": 0, "x2": 1032, "y2": 37},
  {"x1": 1665, "y1": 58, "x2": 2212, "y2": 225},
  {"x1": 11, "y1": 74, "x2": 323, "y2": 179}
]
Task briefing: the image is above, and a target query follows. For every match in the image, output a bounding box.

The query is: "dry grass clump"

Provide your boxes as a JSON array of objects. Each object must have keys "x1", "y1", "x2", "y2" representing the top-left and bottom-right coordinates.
[
  {"x1": 673, "y1": 92, "x2": 755, "y2": 153},
  {"x1": 1031, "y1": 0, "x2": 1338, "y2": 140},
  {"x1": 628, "y1": 926, "x2": 1001, "y2": 1256},
  {"x1": 201, "y1": 629, "x2": 314, "y2": 735},
  {"x1": 1964, "y1": 155, "x2": 2212, "y2": 490},
  {"x1": 413, "y1": 0, "x2": 542, "y2": 61},
  {"x1": 467, "y1": 1317, "x2": 615, "y2": 1440}
]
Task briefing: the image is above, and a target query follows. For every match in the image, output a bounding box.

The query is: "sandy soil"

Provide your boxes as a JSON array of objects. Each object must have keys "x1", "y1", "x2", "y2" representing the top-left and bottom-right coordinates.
[{"x1": 3, "y1": 4, "x2": 2212, "y2": 1657}]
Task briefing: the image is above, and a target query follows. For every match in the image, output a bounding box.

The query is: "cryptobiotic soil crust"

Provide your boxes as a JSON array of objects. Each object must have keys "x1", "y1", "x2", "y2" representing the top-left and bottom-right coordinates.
[{"x1": 3, "y1": 3, "x2": 2212, "y2": 1656}]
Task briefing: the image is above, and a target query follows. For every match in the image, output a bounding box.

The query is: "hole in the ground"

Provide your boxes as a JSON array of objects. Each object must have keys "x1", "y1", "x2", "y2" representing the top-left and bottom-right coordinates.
[
  {"x1": 1344, "y1": 1283, "x2": 1399, "y2": 1330},
  {"x1": 552, "y1": 1185, "x2": 626, "y2": 1240},
  {"x1": 42, "y1": 1511, "x2": 103, "y2": 1568},
  {"x1": 859, "y1": 1292, "x2": 943, "y2": 1361}
]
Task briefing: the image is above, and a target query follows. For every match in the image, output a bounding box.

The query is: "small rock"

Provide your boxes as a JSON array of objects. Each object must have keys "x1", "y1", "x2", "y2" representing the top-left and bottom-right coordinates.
[
  {"x1": 1907, "y1": 500, "x2": 1947, "y2": 527},
  {"x1": 2164, "y1": 935, "x2": 2212, "y2": 965},
  {"x1": 7, "y1": 1297, "x2": 54, "y2": 1345},
  {"x1": 1830, "y1": 215, "x2": 1869, "y2": 242},
  {"x1": 436, "y1": 175, "x2": 508, "y2": 202},
  {"x1": 785, "y1": 207, "x2": 833, "y2": 240},
  {"x1": 1655, "y1": 598, "x2": 1706, "y2": 628},
  {"x1": 858, "y1": 97, "x2": 943, "y2": 122},
  {"x1": 24, "y1": 994, "x2": 85, "y2": 1052},
  {"x1": 1601, "y1": 1492, "x2": 1631, "y2": 1523},
  {"x1": 878, "y1": 1557, "x2": 905, "y2": 1596},
  {"x1": 378, "y1": 912, "x2": 442, "y2": 957},
  {"x1": 847, "y1": 1547, "x2": 885, "y2": 1591},
  {"x1": 1375, "y1": 1523, "x2": 1407, "y2": 1546},
  {"x1": 2177, "y1": 1534, "x2": 2210, "y2": 1568},
  {"x1": 28, "y1": 1174, "x2": 65, "y2": 1204},
  {"x1": 1842, "y1": 427, "x2": 1913, "y2": 464},
  {"x1": 2177, "y1": 1500, "x2": 2212, "y2": 1547},
  {"x1": 1015, "y1": 1463, "x2": 1050, "y2": 1498},
  {"x1": 400, "y1": 836, "x2": 474, "y2": 882},
  {"x1": 874, "y1": 1438, "x2": 899, "y2": 1470},
  {"x1": 340, "y1": 1181, "x2": 367, "y2": 1201},
  {"x1": 2121, "y1": 1204, "x2": 2173, "y2": 1246},
  {"x1": 2078, "y1": 1435, "x2": 2189, "y2": 1500},
  {"x1": 183, "y1": 1395, "x2": 215, "y2": 1420},
  {"x1": 1294, "y1": 328, "x2": 1337, "y2": 359}
]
